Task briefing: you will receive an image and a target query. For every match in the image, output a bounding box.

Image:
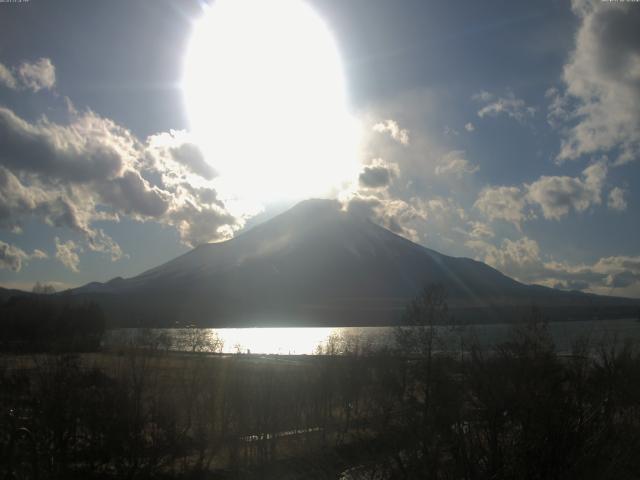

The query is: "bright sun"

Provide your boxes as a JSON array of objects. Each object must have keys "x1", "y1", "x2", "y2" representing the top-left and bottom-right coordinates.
[{"x1": 183, "y1": 0, "x2": 361, "y2": 203}]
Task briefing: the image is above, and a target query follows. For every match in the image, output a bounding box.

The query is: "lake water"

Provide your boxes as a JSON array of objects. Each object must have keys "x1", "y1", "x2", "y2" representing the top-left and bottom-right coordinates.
[{"x1": 104, "y1": 318, "x2": 640, "y2": 355}]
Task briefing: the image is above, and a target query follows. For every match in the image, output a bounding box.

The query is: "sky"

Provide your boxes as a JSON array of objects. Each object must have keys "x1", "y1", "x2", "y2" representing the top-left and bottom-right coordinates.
[{"x1": 0, "y1": 0, "x2": 639, "y2": 298}]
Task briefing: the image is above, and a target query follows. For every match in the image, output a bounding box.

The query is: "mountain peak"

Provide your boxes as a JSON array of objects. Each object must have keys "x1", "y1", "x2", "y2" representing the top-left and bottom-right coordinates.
[
  {"x1": 290, "y1": 198, "x2": 341, "y2": 211},
  {"x1": 240, "y1": 198, "x2": 349, "y2": 239},
  {"x1": 281, "y1": 198, "x2": 343, "y2": 221}
]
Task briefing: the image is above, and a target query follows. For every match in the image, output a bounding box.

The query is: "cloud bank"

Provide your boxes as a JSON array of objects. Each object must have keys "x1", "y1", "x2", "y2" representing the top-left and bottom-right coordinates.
[
  {"x1": 0, "y1": 101, "x2": 243, "y2": 272},
  {"x1": 468, "y1": 236, "x2": 640, "y2": 297},
  {"x1": 554, "y1": 0, "x2": 640, "y2": 164},
  {"x1": 475, "y1": 161, "x2": 614, "y2": 226}
]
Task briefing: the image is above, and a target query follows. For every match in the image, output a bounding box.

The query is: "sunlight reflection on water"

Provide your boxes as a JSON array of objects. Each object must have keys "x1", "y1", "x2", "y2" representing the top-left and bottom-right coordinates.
[
  {"x1": 211, "y1": 327, "x2": 335, "y2": 354},
  {"x1": 186, "y1": 326, "x2": 394, "y2": 354},
  {"x1": 105, "y1": 318, "x2": 640, "y2": 355},
  {"x1": 106, "y1": 326, "x2": 392, "y2": 355}
]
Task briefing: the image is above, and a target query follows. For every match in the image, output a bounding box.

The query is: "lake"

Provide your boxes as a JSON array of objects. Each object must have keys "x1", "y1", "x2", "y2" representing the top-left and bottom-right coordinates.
[{"x1": 104, "y1": 318, "x2": 640, "y2": 355}]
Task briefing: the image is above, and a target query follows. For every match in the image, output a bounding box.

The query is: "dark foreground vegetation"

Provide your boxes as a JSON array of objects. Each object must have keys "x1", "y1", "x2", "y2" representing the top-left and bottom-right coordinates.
[
  {"x1": 2, "y1": 288, "x2": 640, "y2": 479},
  {"x1": 0, "y1": 292, "x2": 105, "y2": 352}
]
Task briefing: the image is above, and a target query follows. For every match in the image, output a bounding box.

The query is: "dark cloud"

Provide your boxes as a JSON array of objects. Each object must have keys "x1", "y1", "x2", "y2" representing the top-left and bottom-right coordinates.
[
  {"x1": 98, "y1": 171, "x2": 170, "y2": 218},
  {"x1": 169, "y1": 205, "x2": 237, "y2": 247},
  {"x1": 359, "y1": 166, "x2": 392, "y2": 188},
  {"x1": 195, "y1": 186, "x2": 224, "y2": 207},
  {"x1": 606, "y1": 271, "x2": 640, "y2": 289},
  {"x1": 0, "y1": 107, "x2": 125, "y2": 183},
  {"x1": 345, "y1": 196, "x2": 382, "y2": 219},
  {"x1": 0, "y1": 167, "x2": 86, "y2": 234},
  {"x1": 170, "y1": 143, "x2": 216, "y2": 180},
  {"x1": 357, "y1": 158, "x2": 399, "y2": 190}
]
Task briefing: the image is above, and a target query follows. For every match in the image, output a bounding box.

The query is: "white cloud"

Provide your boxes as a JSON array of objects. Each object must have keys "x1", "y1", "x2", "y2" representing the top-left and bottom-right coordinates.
[
  {"x1": 594, "y1": 256, "x2": 640, "y2": 290},
  {"x1": 346, "y1": 106, "x2": 474, "y2": 246},
  {"x1": 466, "y1": 221, "x2": 494, "y2": 239},
  {"x1": 435, "y1": 150, "x2": 479, "y2": 178},
  {"x1": 467, "y1": 237, "x2": 541, "y2": 281},
  {"x1": 0, "y1": 63, "x2": 17, "y2": 90},
  {"x1": 607, "y1": 187, "x2": 627, "y2": 211},
  {"x1": 344, "y1": 194, "x2": 428, "y2": 242},
  {"x1": 0, "y1": 58, "x2": 56, "y2": 92},
  {"x1": 55, "y1": 237, "x2": 81, "y2": 272},
  {"x1": 147, "y1": 130, "x2": 216, "y2": 180},
  {"x1": 31, "y1": 249, "x2": 48, "y2": 260},
  {"x1": 342, "y1": 186, "x2": 468, "y2": 247},
  {"x1": 555, "y1": 0, "x2": 640, "y2": 164},
  {"x1": 0, "y1": 242, "x2": 29, "y2": 272},
  {"x1": 443, "y1": 125, "x2": 459, "y2": 137},
  {"x1": 0, "y1": 100, "x2": 244, "y2": 264},
  {"x1": 526, "y1": 161, "x2": 607, "y2": 220},
  {"x1": 17, "y1": 58, "x2": 56, "y2": 92},
  {"x1": 541, "y1": 256, "x2": 640, "y2": 296},
  {"x1": 0, "y1": 240, "x2": 47, "y2": 272},
  {"x1": 473, "y1": 91, "x2": 493, "y2": 103},
  {"x1": 473, "y1": 90, "x2": 536, "y2": 123},
  {"x1": 474, "y1": 185, "x2": 527, "y2": 228},
  {"x1": 372, "y1": 119, "x2": 410, "y2": 146},
  {"x1": 341, "y1": 147, "x2": 468, "y2": 244},
  {"x1": 545, "y1": 87, "x2": 570, "y2": 129},
  {"x1": 464, "y1": 122, "x2": 475, "y2": 132},
  {"x1": 475, "y1": 161, "x2": 608, "y2": 225},
  {"x1": 467, "y1": 235, "x2": 640, "y2": 297}
]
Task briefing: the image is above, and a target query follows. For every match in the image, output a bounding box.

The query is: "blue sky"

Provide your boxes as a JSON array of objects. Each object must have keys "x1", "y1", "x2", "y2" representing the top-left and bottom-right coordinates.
[{"x1": 0, "y1": 0, "x2": 639, "y2": 297}]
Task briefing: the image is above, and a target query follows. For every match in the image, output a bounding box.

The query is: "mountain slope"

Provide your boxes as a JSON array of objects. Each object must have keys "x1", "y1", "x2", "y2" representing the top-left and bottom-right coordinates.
[
  {"x1": 0, "y1": 286, "x2": 32, "y2": 303},
  {"x1": 71, "y1": 199, "x2": 639, "y2": 327}
]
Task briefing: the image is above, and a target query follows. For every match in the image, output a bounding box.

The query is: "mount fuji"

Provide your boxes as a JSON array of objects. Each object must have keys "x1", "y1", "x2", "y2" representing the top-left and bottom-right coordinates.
[{"x1": 70, "y1": 199, "x2": 639, "y2": 327}]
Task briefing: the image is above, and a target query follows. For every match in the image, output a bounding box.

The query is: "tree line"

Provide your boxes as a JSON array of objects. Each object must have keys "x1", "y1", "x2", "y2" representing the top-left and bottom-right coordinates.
[
  {"x1": 1, "y1": 286, "x2": 640, "y2": 478},
  {"x1": 0, "y1": 292, "x2": 106, "y2": 352}
]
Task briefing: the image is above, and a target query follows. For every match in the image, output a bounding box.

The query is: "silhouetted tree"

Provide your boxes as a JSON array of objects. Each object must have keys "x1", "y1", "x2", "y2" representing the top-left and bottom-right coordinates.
[{"x1": 32, "y1": 281, "x2": 56, "y2": 295}]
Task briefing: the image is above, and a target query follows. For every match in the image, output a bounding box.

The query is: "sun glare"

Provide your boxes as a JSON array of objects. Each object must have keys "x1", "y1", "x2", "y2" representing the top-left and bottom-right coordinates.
[{"x1": 183, "y1": 0, "x2": 361, "y2": 203}]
